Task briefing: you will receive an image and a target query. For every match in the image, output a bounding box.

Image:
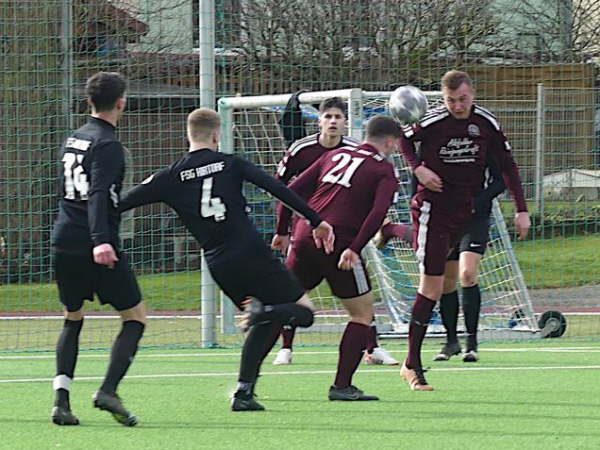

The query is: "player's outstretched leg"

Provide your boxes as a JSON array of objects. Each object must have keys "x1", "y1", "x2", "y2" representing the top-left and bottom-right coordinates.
[
  {"x1": 462, "y1": 285, "x2": 481, "y2": 362},
  {"x1": 434, "y1": 291, "x2": 462, "y2": 361},
  {"x1": 401, "y1": 293, "x2": 435, "y2": 391},
  {"x1": 329, "y1": 322, "x2": 379, "y2": 401},
  {"x1": 273, "y1": 325, "x2": 295, "y2": 365},
  {"x1": 373, "y1": 221, "x2": 413, "y2": 250},
  {"x1": 241, "y1": 297, "x2": 314, "y2": 332},
  {"x1": 94, "y1": 320, "x2": 144, "y2": 426},
  {"x1": 52, "y1": 318, "x2": 83, "y2": 426}
]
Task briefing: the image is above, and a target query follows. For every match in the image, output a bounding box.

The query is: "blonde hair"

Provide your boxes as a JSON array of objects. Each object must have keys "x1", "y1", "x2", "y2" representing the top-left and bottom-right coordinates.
[
  {"x1": 187, "y1": 108, "x2": 220, "y2": 141},
  {"x1": 441, "y1": 70, "x2": 473, "y2": 91}
]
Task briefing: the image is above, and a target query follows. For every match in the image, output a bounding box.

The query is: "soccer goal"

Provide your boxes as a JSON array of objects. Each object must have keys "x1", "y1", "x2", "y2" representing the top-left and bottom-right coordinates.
[{"x1": 218, "y1": 88, "x2": 545, "y2": 344}]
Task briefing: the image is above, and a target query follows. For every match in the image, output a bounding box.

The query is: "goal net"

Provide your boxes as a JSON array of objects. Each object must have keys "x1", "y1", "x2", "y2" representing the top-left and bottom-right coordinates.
[{"x1": 217, "y1": 88, "x2": 541, "y2": 346}]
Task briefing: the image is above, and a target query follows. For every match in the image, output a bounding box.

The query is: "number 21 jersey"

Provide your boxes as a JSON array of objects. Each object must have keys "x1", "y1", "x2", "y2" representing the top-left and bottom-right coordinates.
[{"x1": 277, "y1": 143, "x2": 398, "y2": 253}]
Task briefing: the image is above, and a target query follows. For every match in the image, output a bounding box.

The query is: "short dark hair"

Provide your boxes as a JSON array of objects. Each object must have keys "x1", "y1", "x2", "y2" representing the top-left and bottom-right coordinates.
[
  {"x1": 365, "y1": 115, "x2": 403, "y2": 140},
  {"x1": 187, "y1": 108, "x2": 220, "y2": 141},
  {"x1": 85, "y1": 72, "x2": 127, "y2": 112},
  {"x1": 441, "y1": 70, "x2": 473, "y2": 91},
  {"x1": 319, "y1": 97, "x2": 347, "y2": 116}
]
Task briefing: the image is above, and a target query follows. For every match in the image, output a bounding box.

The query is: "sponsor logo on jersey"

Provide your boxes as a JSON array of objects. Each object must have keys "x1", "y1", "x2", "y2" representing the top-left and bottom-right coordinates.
[
  {"x1": 65, "y1": 137, "x2": 92, "y2": 151},
  {"x1": 439, "y1": 137, "x2": 480, "y2": 163}
]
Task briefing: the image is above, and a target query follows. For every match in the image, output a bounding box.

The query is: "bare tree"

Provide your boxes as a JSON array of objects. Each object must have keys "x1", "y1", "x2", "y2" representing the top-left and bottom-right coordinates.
[
  {"x1": 506, "y1": 0, "x2": 600, "y2": 62},
  {"x1": 230, "y1": 0, "x2": 508, "y2": 87}
]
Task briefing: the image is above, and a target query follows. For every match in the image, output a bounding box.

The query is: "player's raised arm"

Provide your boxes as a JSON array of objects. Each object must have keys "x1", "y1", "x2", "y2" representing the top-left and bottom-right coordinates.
[
  {"x1": 348, "y1": 173, "x2": 398, "y2": 255},
  {"x1": 398, "y1": 132, "x2": 420, "y2": 170},
  {"x1": 399, "y1": 133, "x2": 443, "y2": 192},
  {"x1": 119, "y1": 169, "x2": 169, "y2": 213},
  {"x1": 239, "y1": 157, "x2": 333, "y2": 253},
  {"x1": 274, "y1": 158, "x2": 322, "y2": 236}
]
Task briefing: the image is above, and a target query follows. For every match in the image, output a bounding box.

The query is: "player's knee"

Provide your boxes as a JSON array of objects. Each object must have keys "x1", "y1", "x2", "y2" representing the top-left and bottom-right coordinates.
[
  {"x1": 119, "y1": 301, "x2": 147, "y2": 324},
  {"x1": 295, "y1": 305, "x2": 314, "y2": 328},
  {"x1": 65, "y1": 308, "x2": 84, "y2": 321},
  {"x1": 459, "y1": 270, "x2": 478, "y2": 287},
  {"x1": 296, "y1": 294, "x2": 315, "y2": 312}
]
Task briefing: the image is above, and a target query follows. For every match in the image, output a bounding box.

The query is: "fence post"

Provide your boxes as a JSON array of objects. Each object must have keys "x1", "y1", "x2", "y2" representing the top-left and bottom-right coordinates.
[
  {"x1": 535, "y1": 83, "x2": 545, "y2": 235},
  {"x1": 199, "y1": 0, "x2": 218, "y2": 347}
]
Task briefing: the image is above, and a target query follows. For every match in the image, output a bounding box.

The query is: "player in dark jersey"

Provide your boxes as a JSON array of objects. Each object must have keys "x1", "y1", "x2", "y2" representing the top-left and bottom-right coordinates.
[
  {"x1": 51, "y1": 72, "x2": 144, "y2": 426},
  {"x1": 398, "y1": 70, "x2": 530, "y2": 391},
  {"x1": 272, "y1": 97, "x2": 398, "y2": 366},
  {"x1": 376, "y1": 153, "x2": 506, "y2": 363},
  {"x1": 118, "y1": 108, "x2": 333, "y2": 412},
  {"x1": 273, "y1": 115, "x2": 402, "y2": 401},
  {"x1": 433, "y1": 153, "x2": 506, "y2": 363}
]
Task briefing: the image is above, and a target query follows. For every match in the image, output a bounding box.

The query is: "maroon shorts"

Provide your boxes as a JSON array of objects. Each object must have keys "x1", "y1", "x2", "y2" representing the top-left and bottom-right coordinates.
[
  {"x1": 287, "y1": 227, "x2": 371, "y2": 299},
  {"x1": 411, "y1": 195, "x2": 472, "y2": 276}
]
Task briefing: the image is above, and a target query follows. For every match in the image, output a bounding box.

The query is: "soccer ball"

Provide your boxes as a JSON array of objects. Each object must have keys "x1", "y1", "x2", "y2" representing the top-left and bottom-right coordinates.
[{"x1": 388, "y1": 86, "x2": 428, "y2": 124}]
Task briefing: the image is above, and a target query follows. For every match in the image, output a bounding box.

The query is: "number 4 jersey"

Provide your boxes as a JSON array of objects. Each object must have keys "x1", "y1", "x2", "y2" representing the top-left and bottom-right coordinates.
[
  {"x1": 118, "y1": 148, "x2": 322, "y2": 266},
  {"x1": 52, "y1": 117, "x2": 125, "y2": 252},
  {"x1": 276, "y1": 143, "x2": 399, "y2": 254}
]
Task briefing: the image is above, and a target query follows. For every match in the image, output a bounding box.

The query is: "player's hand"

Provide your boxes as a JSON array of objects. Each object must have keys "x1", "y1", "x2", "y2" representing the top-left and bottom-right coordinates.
[
  {"x1": 313, "y1": 221, "x2": 335, "y2": 254},
  {"x1": 514, "y1": 212, "x2": 531, "y2": 240},
  {"x1": 271, "y1": 234, "x2": 290, "y2": 253},
  {"x1": 414, "y1": 164, "x2": 443, "y2": 192},
  {"x1": 93, "y1": 243, "x2": 119, "y2": 268},
  {"x1": 338, "y1": 248, "x2": 359, "y2": 271}
]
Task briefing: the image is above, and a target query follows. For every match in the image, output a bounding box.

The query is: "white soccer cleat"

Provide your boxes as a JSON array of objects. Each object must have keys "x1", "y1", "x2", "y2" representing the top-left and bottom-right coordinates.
[
  {"x1": 462, "y1": 350, "x2": 479, "y2": 363},
  {"x1": 364, "y1": 347, "x2": 399, "y2": 365},
  {"x1": 273, "y1": 348, "x2": 292, "y2": 365}
]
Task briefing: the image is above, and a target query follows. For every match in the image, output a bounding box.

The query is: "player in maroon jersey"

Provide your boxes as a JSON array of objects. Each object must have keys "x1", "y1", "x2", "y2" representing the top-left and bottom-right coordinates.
[
  {"x1": 273, "y1": 115, "x2": 402, "y2": 400},
  {"x1": 271, "y1": 97, "x2": 398, "y2": 367},
  {"x1": 398, "y1": 70, "x2": 530, "y2": 391}
]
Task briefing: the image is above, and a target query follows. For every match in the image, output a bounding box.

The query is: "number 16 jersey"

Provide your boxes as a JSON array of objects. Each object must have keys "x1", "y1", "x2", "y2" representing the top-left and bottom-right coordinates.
[{"x1": 52, "y1": 117, "x2": 125, "y2": 252}]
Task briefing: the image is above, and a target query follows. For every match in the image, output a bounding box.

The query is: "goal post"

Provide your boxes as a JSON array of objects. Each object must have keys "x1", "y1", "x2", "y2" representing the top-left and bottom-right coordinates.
[{"x1": 217, "y1": 88, "x2": 543, "y2": 343}]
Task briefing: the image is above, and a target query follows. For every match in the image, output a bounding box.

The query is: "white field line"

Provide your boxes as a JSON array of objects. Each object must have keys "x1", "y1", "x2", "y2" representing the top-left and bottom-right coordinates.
[
  {"x1": 2, "y1": 365, "x2": 600, "y2": 384},
  {"x1": 1, "y1": 346, "x2": 600, "y2": 360}
]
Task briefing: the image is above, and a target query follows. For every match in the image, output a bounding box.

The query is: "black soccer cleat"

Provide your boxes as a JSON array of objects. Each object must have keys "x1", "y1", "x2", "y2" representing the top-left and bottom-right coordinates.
[
  {"x1": 231, "y1": 392, "x2": 265, "y2": 412},
  {"x1": 328, "y1": 385, "x2": 379, "y2": 401},
  {"x1": 51, "y1": 406, "x2": 80, "y2": 426},
  {"x1": 93, "y1": 390, "x2": 138, "y2": 426},
  {"x1": 433, "y1": 341, "x2": 462, "y2": 361}
]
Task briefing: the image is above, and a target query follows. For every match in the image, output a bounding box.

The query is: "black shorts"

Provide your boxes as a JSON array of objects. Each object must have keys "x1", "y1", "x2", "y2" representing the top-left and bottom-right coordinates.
[
  {"x1": 208, "y1": 250, "x2": 305, "y2": 310},
  {"x1": 447, "y1": 214, "x2": 490, "y2": 261},
  {"x1": 53, "y1": 249, "x2": 142, "y2": 312}
]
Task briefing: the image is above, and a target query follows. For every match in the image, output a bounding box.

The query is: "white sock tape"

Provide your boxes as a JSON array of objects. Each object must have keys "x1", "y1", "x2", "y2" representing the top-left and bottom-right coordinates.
[{"x1": 53, "y1": 374, "x2": 72, "y2": 391}]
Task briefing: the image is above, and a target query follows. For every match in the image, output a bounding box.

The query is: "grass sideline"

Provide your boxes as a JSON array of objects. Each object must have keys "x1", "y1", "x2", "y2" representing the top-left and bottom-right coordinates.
[{"x1": 1, "y1": 341, "x2": 600, "y2": 450}]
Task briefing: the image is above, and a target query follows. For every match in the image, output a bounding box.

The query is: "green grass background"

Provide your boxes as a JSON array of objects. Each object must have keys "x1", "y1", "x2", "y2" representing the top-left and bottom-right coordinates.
[{"x1": 2, "y1": 341, "x2": 600, "y2": 450}]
